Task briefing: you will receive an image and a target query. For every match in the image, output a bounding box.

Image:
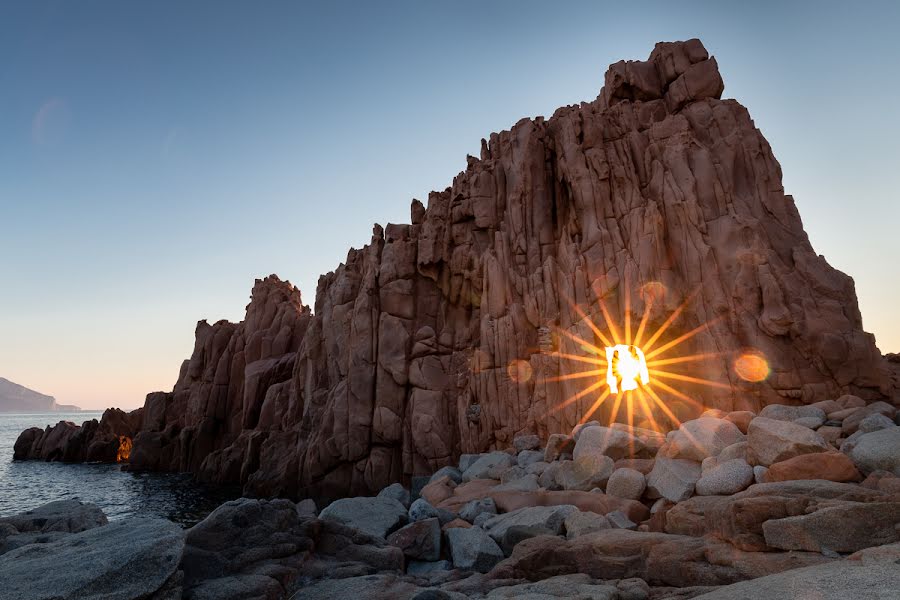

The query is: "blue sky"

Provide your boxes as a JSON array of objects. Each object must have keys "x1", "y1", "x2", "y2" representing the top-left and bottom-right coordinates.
[{"x1": 2, "y1": 1, "x2": 898, "y2": 409}]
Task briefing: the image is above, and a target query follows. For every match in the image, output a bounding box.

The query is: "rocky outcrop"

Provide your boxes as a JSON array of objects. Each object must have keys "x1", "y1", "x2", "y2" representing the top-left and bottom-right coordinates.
[
  {"x1": 14, "y1": 407, "x2": 142, "y2": 463},
  {"x1": 14, "y1": 39, "x2": 897, "y2": 504}
]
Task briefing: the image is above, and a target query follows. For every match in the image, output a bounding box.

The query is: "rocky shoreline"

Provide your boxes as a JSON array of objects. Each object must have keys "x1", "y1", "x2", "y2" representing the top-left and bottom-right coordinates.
[
  {"x1": 3, "y1": 399, "x2": 900, "y2": 599},
  {"x1": 7, "y1": 37, "x2": 900, "y2": 599}
]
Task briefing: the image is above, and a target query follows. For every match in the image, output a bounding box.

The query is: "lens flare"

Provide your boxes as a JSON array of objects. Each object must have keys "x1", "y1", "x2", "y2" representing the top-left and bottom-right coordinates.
[
  {"x1": 605, "y1": 344, "x2": 649, "y2": 393},
  {"x1": 734, "y1": 351, "x2": 770, "y2": 382},
  {"x1": 507, "y1": 359, "x2": 533, "y2": 383},
  {"x1": 549, "y1": 284, "x2": 731, "y2": 432}
]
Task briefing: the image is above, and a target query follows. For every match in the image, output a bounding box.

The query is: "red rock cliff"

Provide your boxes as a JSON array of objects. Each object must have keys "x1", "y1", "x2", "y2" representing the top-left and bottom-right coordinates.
[{"x1": 16, "y1": 39, "x2": 896, "y2": 502}]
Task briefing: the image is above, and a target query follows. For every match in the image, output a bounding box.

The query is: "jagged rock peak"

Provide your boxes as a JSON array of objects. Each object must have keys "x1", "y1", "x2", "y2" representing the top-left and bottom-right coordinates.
[{"x1": 598, "y1": 38, "x2": 724, "y2": 111}]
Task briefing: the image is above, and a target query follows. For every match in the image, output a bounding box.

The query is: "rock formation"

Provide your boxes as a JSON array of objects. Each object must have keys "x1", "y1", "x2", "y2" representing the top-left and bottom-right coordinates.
[{"x1": 14, "y1": 39, "x2": 898, "y2": 504}]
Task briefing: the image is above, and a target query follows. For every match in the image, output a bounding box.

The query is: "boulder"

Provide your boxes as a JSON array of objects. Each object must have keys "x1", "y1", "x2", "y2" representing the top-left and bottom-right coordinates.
[
  {"x1": 493, "y1": 474, "x2": 540, "y2": 492},
  {"x1": 489, "y1": 528, "x2": 829, "y2": 587},
  {"x1": 458, "y1": 497, "x2": 497, "y2": 523},
  {"x1": 386, "y1": 518, "x2": 441, "y2": 561},
  {"x1": 420, "y1": 476, "x2": 457, "y2": 506},
  {"x1": 461, "y1": 452, "x2": 515, "y2": 482},
  {"x1": 574, "y1": 426, "x2": 644, "y2": 461},
  {"x1": 817, "y1": 426, "x2": 842, "y2": 445},
  {"x1": 0, "y1": 517, "x2": 183, "y2": 600},
  {"x1": 762, "y1": 501, "x2": 900, "y2": 553},
  {"x1": 187, "y1": 499, "x2": 403, "y2": 597},
  {"x1": 717, "y1": 441, "x2": 748, "y2": 463},
  {"x1": 759, "y1": 404, "x2": 827, "y2": 423},
  {"x1": 319, "y1": 496, "x2": 408, "y2": 538},
  {"x1": 442, "y1": 518, "x2": 472, "y2": 530},
  {"x1": 858, "y1": 413, "x2": 896, "y2": 433},
  {"x1": 409, "y1": 497, "x2": 440, "y2": 522},
  {"x1": 0, "y1": 500, "x2": 110, "y2": 556},
  {"x1": 297, "y1": 498, "x2": 318, "y2": 518},
  {"x1": 662, "y1": 418, "x2": 745, "y2": 462},
  {"x1": 544, "y1": 434, "x2": 574, "y2": 463},
  {"x1": 646, "y1": 457, "x2": 701, "y2": 502},
  {"x1": 613, "y1": 458, "x2": 655, "y2": 474},
  {"x1": 606, "y1": 510, "x2": 637, "y2": 530},
  {"x1": 724, "y1": 411, "x2": 754, "y2": 433},
  {"x1": 458, "y1": 454, "x2": 482, "y2": 472},
  {"x1": 664, "y1": 480, "x2": 892, "y2": 552},
  {"x1": 378, "y1": 482, "x2": 411, "y2": 508},
  {"x1": 695, "y1": 459, "x2": 754, "y2": 495},
  {"x1": 490, "y1": 489, "x2": 649, "y2": 523},
  {"x1": 407, "y1": 559, "x2": 452, "y2": 575},
  {"x1": 499, "y1": 525, "x2": 555, "y2": 556},
  {"x1": 481, "y1": 505, "x2": 578, "y2": 543},
  {"x1": 846, "y1": 426, "x2": 900, "y2": 475},
  {"x1": 747, "y1": 417, "x2": 829, "y2": 466},
  {"x1": 517, "y1": 450, "x2": 545, "y2": 468},
  {"x1": 435, "y1": 479, "x2": 500, "y2": 513},
  {"x1": 563, "y1": 510, "x2": 611, "y2": 539},
  {"x1": 555, "y1": 455, "x2": 614, "y2": 491},
  {"x1": 793, "y1": 416, "x2": 825, "y2": 429},
  {"x1": 763, "y1": 451, "x2": 861, "y2": 483},
  {"x1": 445, "y1": 526, "x2": 504, "y2": 572},
  {"x1": 753, "y1": 465, "x2": 768, "y2": 483},
  {"x1": 841, "y1": 401, "x2": 896, "y2": 435},
  {"x1": 430, "y1": 466, "x2": 463, "y2": 485},
  {"x1": 513, "y1": 434, "x2": 541, "y2": 452},
  {"x1": 605, "y1": 468, "x2": 646, "y2": 500}
]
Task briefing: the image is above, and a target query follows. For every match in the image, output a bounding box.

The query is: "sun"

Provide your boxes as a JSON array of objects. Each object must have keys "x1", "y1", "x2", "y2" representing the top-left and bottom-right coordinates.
[{"x1": 539, "y1": 281, "x2": 759, "y2": 434}]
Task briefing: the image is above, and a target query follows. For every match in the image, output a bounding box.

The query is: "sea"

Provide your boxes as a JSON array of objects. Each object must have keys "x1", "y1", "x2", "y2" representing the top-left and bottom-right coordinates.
[{"x1": 0, "y1": 412, "x2": 239, "y2": 527}]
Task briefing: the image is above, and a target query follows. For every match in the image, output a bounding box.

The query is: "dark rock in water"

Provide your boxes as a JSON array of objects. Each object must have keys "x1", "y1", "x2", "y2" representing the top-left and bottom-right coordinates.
[
  {"x1": 13, "y1": 407, "x2": 142, "y2": 463},
  {"x1": 0, "y1": 516, "x2": 184, "y2": 600},
  {"x1": 0, "y1": 499, "x2": 108, "y2": 555}
]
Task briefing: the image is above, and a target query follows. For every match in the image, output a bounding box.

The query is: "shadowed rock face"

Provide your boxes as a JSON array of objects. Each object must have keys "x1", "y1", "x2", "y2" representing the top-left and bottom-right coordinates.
[{"x1": 15, "y1": 39, "x2": 896, "y2": 503}]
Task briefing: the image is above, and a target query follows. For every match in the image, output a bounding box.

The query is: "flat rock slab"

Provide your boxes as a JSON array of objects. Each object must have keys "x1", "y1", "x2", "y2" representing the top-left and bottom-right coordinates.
[
  {"x1": 691, "y1": 557, "x2": 900, "y2": 600},
  {"x1": 319, "y1": 496, "x2": 408, "y2": 538},
  {"x1": 762, "y1": 501, "x2": 900, "y2": 553},
  {"x1": 481, "y1": 505, "x2": 578, "y2": 543},
  {"x1": 0, "y1": 517, "x2": 184, "y2": 600},
  {"x1": 0, "y1": 500, "x2": 107, "y2": 536}
]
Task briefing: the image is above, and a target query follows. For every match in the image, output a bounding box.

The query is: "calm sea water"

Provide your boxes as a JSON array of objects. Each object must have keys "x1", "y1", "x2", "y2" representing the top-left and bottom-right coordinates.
[{"x1": 0, "y1": 412, "x2": 239, "y2": 527}]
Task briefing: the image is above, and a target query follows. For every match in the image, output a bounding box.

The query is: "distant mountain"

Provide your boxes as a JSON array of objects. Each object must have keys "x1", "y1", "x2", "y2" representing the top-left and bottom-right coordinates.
[{"x1": 0, "y1": 378, "x2": 81, "y2": 413}]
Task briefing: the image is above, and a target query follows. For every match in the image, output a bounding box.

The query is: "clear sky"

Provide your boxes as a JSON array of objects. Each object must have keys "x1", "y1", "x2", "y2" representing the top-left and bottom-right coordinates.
[{"x1": 1, "y1": 1, "x2": 898, "y2": 410}]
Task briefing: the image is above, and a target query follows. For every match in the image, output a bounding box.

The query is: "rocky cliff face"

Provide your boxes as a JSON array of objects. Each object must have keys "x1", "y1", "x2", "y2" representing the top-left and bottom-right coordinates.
[{"x1": 15, "y1": 39, "x2": 896, "y2": 503}]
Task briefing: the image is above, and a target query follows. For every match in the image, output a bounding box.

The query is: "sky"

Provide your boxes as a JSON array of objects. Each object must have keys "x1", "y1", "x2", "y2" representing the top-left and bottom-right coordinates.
[{"x1": 1, "y1": 1, "x2": 898, "y2": 410}]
